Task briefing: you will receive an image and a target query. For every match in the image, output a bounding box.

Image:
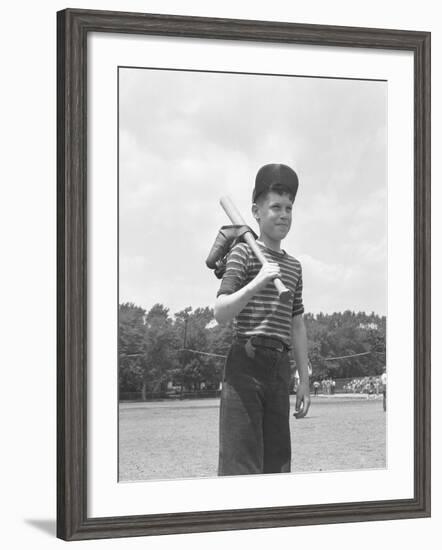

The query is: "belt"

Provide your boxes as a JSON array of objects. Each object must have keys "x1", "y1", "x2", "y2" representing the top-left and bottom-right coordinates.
[{"x1": 237, "y1": 335, "x2": 290, "y2": 353}]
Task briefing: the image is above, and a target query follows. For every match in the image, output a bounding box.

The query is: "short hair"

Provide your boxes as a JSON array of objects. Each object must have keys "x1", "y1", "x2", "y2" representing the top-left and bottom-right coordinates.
[{"x1": 254, "y1": 182, "x2": 295, "y2": 205}]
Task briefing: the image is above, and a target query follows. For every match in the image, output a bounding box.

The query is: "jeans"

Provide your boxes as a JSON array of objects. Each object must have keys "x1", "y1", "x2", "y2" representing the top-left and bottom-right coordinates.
[{"x1": 218, "y1": 341, "x2": 291, "y2": 476}]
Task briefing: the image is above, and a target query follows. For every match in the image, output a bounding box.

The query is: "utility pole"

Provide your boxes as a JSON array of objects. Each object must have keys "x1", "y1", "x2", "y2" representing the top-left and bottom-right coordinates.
[{"x1": 180, "y1": 315, "x2": 189, "y2": 399}]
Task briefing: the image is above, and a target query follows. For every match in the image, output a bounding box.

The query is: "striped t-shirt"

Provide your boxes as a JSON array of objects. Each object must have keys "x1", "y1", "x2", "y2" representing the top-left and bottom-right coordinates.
[{"x1": 217, "y1": 241, "x2": 304, "y2": 346}]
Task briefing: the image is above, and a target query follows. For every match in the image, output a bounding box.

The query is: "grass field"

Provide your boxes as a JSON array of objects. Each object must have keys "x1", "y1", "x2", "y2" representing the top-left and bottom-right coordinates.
[{"x1": 118, "y1": 395, "x2": 386, "y2": 482}]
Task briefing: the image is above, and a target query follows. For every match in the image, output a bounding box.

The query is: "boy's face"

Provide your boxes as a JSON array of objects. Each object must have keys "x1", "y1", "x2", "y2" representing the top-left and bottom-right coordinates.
[{"x1": 252, "y1": 191, "x2": 293, "y2": 241}]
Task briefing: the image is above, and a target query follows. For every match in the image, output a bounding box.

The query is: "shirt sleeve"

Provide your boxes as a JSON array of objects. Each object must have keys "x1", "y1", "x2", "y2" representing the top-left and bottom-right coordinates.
[
  {"x1": 216, "y1": 243, "x2": 248, "y2": 297},
  {"x1": 292, "y1": 264, "x2": 305, "y2": 316}
]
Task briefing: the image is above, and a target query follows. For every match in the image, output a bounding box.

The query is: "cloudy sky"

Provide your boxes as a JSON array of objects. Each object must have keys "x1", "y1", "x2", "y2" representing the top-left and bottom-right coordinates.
[{"x1": 119, "y1": 67, "x2": 387, "y2": 317}]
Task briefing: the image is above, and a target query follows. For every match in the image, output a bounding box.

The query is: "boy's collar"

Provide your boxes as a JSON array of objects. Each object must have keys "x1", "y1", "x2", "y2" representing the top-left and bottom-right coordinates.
[{"x1": 256, "y1": 240, "x2": 286, "y2": 256}]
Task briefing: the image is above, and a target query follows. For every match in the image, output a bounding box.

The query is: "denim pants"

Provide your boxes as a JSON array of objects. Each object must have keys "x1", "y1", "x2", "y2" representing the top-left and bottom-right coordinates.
[{"x1": 218, "y1": 341, "x2": 291, "y2": 476}]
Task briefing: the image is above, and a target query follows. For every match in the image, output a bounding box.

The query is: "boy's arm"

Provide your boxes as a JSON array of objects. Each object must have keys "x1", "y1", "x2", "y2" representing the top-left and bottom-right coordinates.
[
  {"x1": 214, "y1": 262, "x2": 281, "y2": 323},
  {"x1": 291, "y1": 314, "x2": 311, "y2": 418}
]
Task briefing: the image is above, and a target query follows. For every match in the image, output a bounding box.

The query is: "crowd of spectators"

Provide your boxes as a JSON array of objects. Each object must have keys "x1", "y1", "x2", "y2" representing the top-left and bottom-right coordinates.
[
  {"x1": 312, "y1": 378, "x2": 336, "y2": 395},
  {"x1": 310, "y1": 375, "x2": 386, "y2": 396},
  {"x1": 343, "y1": 376, "x2": 383, "y2": 395}
]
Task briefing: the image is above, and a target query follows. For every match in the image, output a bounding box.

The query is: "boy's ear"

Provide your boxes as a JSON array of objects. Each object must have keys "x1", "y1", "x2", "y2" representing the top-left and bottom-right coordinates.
[{"x1": 251, "y1": 202, "x2": 260, "y2": 221}]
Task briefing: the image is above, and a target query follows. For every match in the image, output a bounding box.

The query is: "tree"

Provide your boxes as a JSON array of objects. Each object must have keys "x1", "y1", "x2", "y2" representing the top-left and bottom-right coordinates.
[
  {"x1": 184, "y1": 308, "x2": 214, "y2": 390},
  {"x1": 142, "y1": 304, "x2": 179, "y2": 397},
  {"x1": 118, "y1": 303, "x2": 146, "y2": 394},
  {"x1": 119, "y1": 302, "x2": 387, "y2": 398},
  {"x1": 305, "y1": 311, "x2": 386, "y2": 379},
  {"x1": 173, "y1": 307, "x2": 226, "y2": 391},
  {"x1": 205, "y1": 319, "x2": 233, "y2": 389}
]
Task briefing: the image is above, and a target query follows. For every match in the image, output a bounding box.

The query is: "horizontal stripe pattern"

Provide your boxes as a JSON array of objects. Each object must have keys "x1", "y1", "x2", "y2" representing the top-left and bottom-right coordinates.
[{"x1": 217, "y1": 242, "x2": 304, "y2": 345}]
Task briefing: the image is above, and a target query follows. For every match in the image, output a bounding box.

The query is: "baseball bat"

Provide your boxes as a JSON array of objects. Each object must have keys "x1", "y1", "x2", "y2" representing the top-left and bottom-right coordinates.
[{"x1": 220, "y1": 195, "x2": 292, "y2": 303}]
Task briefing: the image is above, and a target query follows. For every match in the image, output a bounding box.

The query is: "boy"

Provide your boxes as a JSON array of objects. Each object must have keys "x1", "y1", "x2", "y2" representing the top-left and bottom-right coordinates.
[{"x1": 214, "y1": 163, "x2": 310, "y2": 476}]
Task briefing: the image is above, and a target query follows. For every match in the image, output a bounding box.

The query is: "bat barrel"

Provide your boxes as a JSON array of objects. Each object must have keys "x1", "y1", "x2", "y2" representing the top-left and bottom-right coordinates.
[{"x1": 219, "y1": 196, "x2": 247, "y2": 225}]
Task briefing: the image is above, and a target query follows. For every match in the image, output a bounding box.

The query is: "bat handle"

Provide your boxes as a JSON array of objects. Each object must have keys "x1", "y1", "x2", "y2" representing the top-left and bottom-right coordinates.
[{"x1": 273, "y1": 278, "x2": 292, "y2": 303}]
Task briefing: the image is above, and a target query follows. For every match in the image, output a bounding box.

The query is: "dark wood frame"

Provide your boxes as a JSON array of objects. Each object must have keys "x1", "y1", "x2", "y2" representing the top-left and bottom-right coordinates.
[{"x1": 57, "y1": 8, "x2": 431, "y2": 541}]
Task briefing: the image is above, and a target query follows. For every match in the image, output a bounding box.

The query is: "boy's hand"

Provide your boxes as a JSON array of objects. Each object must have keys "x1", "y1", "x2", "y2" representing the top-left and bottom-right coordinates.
[
  {"x1": 253, "y1": 262, "x2": 281, "y2": 291},
  {"x1": 294, "y1": 380, "x2": 310, "y2": 419}
]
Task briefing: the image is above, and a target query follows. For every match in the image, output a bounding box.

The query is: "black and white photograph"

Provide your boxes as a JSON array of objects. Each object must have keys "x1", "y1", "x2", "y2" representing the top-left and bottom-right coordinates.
[
  {"x1": 53, "y1": 7, "x2": 430, "y2": 542},
  {"x1": 1, "y1": 0, "x2": 438, "y2": 547},
  {"x1": 118, "y1": 66, "x2": 388, "y2": 482}
]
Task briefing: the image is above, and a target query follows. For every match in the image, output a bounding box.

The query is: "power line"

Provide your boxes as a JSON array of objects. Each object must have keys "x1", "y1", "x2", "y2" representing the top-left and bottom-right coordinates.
[
  {"x1": 323, "y1": 351, "x2": 371, "y2": 361},
  {"x1": 123, "y1": 349, "x2": 373, "y2": 361},
  {"x1": 178, "y1": 348, "x2": 227, "y2": 359},
  {"x1": 181, "y1": 348, "x2": 372, "y2": 361}
]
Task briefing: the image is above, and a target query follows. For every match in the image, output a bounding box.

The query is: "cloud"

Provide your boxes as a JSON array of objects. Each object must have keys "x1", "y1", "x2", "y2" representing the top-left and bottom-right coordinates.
[
  {"x1": 298, "y1": 252, "x2": 386, "y2": 314},
  {"x1": 118, "y1": 68, "x2": 387, "y2": 315}
]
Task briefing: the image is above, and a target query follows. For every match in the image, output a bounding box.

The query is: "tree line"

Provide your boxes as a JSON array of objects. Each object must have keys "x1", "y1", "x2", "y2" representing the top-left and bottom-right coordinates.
[{"x1": 119, "y1": 302, "x2": 386, "y2": 398}]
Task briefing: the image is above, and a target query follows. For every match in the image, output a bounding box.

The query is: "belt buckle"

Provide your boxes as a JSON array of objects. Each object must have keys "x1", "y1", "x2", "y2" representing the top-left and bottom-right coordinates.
[
  {"x1": 245, "y1": 337, "x2": 256, "y2": 359},
  {"x1": 252, "y1": 336, "x2": 284, "y2": 353},
  {"x1": 270, "y1": 340, "x2": 284, "y2": 353}
]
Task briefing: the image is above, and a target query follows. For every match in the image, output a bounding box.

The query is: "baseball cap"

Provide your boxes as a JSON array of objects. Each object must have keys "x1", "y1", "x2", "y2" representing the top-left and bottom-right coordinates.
[{"x1": 252, "y1": 163, "x2": 299, "y2": 202}]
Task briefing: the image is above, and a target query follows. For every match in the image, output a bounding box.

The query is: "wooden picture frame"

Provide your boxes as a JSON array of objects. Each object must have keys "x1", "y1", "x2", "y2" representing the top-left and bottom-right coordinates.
[{"x1": 57, "y1": 8, "x2": 431, "y2": 541}]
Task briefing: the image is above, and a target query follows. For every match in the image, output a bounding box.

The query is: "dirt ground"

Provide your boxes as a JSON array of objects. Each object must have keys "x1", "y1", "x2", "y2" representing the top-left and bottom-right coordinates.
[{"x1": 118, "y1": 395, "x2": 386, "y2": 482}]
